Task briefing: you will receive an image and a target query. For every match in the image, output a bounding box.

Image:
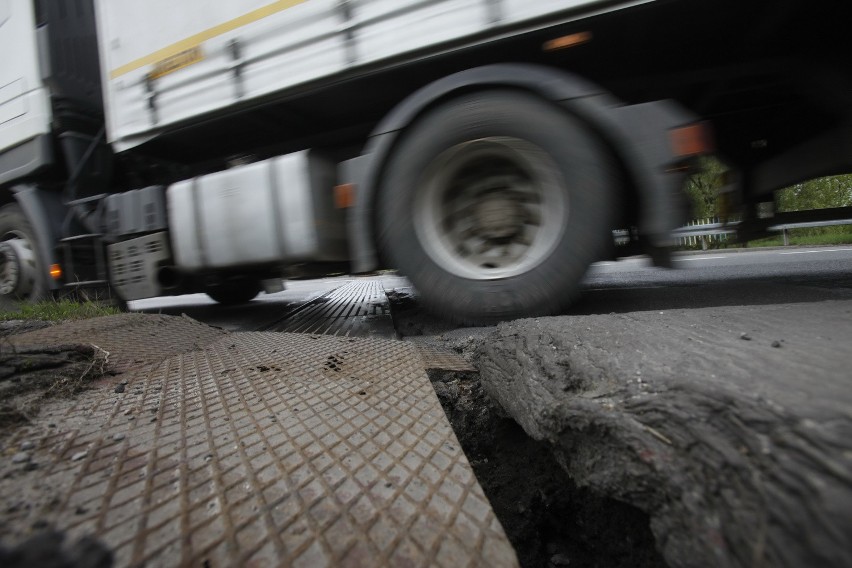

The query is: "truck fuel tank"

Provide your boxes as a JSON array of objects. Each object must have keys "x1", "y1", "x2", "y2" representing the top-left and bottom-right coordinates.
[{"x1": 168, "y1": 151, "x2": 348, "y2": 271}]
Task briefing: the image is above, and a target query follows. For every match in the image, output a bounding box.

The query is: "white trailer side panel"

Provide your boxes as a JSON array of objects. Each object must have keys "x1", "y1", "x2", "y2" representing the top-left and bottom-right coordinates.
[
  {"x1": 0, "y1": 0, "x2": 51, "y2": 153},
  {"x1": 95, "y1": 0, "x2": 639, "y2": 152}
]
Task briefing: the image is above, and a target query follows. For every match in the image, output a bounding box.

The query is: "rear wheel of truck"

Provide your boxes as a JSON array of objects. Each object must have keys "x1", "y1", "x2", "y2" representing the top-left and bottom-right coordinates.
[
  {"x1": 377, "y1": 90, "x2": 616, "y2": 324},
  {"x1": 205, "y1": 279, "x2": 261, "y2": 305},
  {"x1": 0, "y1": 203, "x2": 49, "y2": 302}
]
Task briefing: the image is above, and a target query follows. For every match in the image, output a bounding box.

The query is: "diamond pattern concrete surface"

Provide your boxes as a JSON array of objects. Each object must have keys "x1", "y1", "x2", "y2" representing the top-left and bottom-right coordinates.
[
  {"x1": 1, "y1": 331, "x2": 518, "y2": 567},
  {"x1": 6, "y1": 313, "x2": 229, "y2": 372}
]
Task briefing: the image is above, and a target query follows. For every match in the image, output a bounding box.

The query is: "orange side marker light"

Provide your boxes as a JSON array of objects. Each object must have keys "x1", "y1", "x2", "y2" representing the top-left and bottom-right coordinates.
[
  {"x1": 543, "y1": 31, "x2": 593, "y2": 51},
  {"x1": 334, "y1": 183, "x2": 356, "y2": 209},
  {"x1": 671, "y1": 122, "x2": 714, "y2": 157}
]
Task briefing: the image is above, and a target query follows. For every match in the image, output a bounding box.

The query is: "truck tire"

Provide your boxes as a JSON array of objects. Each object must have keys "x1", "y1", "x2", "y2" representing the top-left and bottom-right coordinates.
[
  {"x1": 0, "y1": 203, "x2": 49, "y2": 302},
  {"x1": 377, "y1": 90, "x2": 616, "y2": 324},
  {"x1": 205, "y1": 279, "x2": 261, "y2": 305}
]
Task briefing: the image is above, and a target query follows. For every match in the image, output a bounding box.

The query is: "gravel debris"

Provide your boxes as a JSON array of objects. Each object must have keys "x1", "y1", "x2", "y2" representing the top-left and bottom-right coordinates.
[
  {"x1": 71, "y1": 451, "x2": 88, "y2": 462},
  {"x1": 11, "y1": 452, "x2": 30, "y2": 464}
]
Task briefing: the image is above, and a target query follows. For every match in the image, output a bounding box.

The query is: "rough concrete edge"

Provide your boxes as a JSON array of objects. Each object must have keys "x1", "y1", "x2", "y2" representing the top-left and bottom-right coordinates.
[{"x1": 469, "y1": 324, "x2": 852, "y2": 568}]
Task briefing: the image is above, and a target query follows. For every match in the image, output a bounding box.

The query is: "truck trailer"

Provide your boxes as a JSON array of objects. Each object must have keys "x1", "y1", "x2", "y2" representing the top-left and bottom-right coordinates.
[{"x1": 1, "y1": 0, "x2": 850, "y2": 322}]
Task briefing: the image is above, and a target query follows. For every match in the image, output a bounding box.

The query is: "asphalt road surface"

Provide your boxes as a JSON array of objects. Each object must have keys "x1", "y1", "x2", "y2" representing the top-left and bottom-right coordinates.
[{"x1": 132, "y1": 246, "x2": 852, "y2": 330}]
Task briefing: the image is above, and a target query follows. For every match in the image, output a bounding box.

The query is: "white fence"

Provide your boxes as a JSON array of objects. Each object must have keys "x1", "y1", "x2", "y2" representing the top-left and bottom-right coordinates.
[{"x1": 675, "y1": 218, "x2": 730, "y2": 249}]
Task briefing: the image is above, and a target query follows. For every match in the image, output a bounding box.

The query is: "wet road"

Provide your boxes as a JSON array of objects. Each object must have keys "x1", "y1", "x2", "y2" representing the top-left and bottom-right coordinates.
[
  {"x1": 131, "y1": 246, "x2": 852, "y2": 331},
  {"x1": 574, "y1": 246, "x2": 852, "y2": 315}
]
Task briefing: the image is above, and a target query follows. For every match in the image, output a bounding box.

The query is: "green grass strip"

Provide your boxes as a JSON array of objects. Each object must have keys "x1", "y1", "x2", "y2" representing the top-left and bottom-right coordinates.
[{"x1": 0, "y1": 299, "x2": 120, "y2": 322}]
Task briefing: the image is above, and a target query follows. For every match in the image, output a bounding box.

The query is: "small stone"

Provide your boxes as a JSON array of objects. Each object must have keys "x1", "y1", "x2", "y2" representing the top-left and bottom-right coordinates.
[
  {"x1": 740, "y1": 332, "x2": 752, "y2": 341},
  {"x1": 71, "y1": 451, "x2": 88, "y2": 462},
  {"x1": 114, "y1": 384, "x2": 126, "y2": 393},
  {"x1": 113, "y1": 433, "x2": 125, "y2": 441},
  {"x1": 12, "y1": 452, "x2": 29, "y2": 464},
  {"x1": 24, "y1": 462, "x2": 38, "y2": 471},
  {"x1": 123, "y1": 408, "x2": 133, "y2": 416},
  {"x1": 551, "y1": 553, "x2": 571, "y2": 566},
  {"x1": 20, "y1": 441, "x2": 34, "y2": 451},
  {"x1": 771, "y1": 340, "x2": 782, "y2": 348}
]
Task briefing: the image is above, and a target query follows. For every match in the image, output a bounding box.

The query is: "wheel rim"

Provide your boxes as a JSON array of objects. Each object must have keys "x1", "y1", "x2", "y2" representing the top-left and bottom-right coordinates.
[
  {"x1": 0, "y1": 234, "x2": 38, "y2": 298},
  {"x1": 413, "y1": 137, "x2": 568, "y2": 280}
]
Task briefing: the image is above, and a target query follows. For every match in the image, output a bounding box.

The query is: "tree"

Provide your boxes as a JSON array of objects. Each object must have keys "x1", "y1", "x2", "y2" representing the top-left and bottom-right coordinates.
[
  {"x1": 684, "y1": 157, "x2": 726, "y2": 220},
  {"x1": 776, "y1": 175, "x2": 852, "y2": 212}
]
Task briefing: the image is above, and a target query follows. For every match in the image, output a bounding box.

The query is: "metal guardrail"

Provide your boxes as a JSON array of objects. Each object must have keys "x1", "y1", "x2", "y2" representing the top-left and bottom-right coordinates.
[
  {"x1": 614, "y1": 215, "x2": 852, "y2": 247},
  {"x1": 671, "y1": 218, "x2": 852, "y2": 239}
]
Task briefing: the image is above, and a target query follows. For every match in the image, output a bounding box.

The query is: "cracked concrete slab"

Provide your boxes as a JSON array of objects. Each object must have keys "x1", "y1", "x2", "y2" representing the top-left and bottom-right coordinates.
[{"x1": 473, "y1": 300, "x2": 852, "y2": 568}]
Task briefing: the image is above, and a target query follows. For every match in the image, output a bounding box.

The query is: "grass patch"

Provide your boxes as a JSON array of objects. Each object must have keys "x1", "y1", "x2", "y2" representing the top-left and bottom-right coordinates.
[
  {"x1": 677, "y1": 227, "x2": 852, "y2": 250},
  {"x1": 742, "y1": 229, "x2": 852, "y2": 248},
  {"x1": 783, "y1": 232, "x2": 852, "y2": 246},
  {"x1": 0, "y1": 299, "x2": 120, "y2": 322},
  {"x1": 743, "y1": 236, "x2": 785, "y2": 248}
]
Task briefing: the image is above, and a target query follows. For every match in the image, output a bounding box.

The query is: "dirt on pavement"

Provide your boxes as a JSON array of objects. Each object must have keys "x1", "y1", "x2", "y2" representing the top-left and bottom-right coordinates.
[
  {"x1": 389, "y1": 287, "x2": 852, "y2": 568},
  {"x1": 468, "y1": 300, "x2": 852, "y2": 568},
  {"x1": 391, "y1": 289, "x2": 668, "y2": 567},
  {"x1": 428, "y1": 368, "x2": 666, "y2": 568},
  {"x1": 3, "y1": 294, "x2": 850, "y2": 567}
]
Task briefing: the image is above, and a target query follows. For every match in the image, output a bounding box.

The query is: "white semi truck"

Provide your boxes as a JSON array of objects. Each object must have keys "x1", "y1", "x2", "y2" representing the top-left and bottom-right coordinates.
[{"x1": 1, "y1": 0, "x2": 850, "y2": 322}]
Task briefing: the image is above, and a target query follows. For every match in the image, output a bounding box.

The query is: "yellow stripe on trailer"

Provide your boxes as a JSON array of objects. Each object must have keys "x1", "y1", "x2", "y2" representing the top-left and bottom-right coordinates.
[
  {"x1": 146, "y1": 46, "x2": 204, "y2": 80},
  {"x1": 109, "y1": 0, "x2": 309, "y2": 79}
]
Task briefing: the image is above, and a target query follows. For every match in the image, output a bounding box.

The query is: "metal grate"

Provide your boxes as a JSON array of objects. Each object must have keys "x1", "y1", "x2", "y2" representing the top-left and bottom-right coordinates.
[
  {"x1": 2, "y1": 331, "x2": 517, "y2": 567},
  {"x1": 269, "y1": 280, "x2": 396, "y2": 339},
  {"x1": 414, "y1": 343, "x2": 477, "y2": 372},
  {"x1": 106, "y1": 232, "x2": 171, "y2": 300}
]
